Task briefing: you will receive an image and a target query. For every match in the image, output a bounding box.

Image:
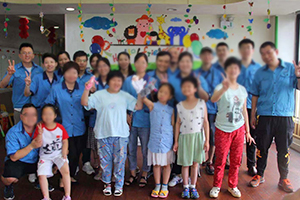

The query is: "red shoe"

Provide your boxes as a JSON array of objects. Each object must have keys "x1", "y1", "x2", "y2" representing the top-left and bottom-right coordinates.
[
  {"x1": 278, "y1": 179, "x2": 294, "y2": 193},
  {"x1": 249, "y1": 175, "x2": 265, "y2": 187}
]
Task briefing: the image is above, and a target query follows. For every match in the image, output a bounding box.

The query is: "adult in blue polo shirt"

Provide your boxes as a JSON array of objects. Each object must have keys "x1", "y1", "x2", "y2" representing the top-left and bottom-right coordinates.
[
  {"x1": 212, "y1": 42, "x2": 230, "y2": 75},
  {"x1": 0, "y1": 43, "x2": 43, "y2": 124},
  {"x1": 237, "y1": 39, "x2": 261, "y2": 177},
  {"x1": 167, "y1": 47, "x2": 180, "y2": 79},
  {"x1": 249, "y1": 41, "x2": 300, "y2": 193},
  {"x1": 1, "y1": 104, "x2": 42, "y2": 200},
  {"x1": 123, "y1": 53, "x2": 154, "y2": 187},
  {"x1": 73, "y1": 50, "x2": 93, "y2": 86},
  {"x1": 55, "y1": 51, "x2": 71, "y2": 81},
  {"x1": 197, "y1": 47, "x2": 223, "y2": 176},
  {"x1": 45, "y1": 61, "x2": 85, "y2": 183},
  {"x1": 24, "y1": 53, "x2": 59, "y2": 120}
]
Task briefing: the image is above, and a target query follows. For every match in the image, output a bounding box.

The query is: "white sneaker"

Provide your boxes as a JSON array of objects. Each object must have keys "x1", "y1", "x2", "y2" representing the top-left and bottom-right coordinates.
[
  {"x1": 28, "y1": 173, "x2": 37, "y2": 183},
  {"x1": 82, "y1": 162, "x2": 95, "y2": 175},
  {"x1": 209, "y1": 187, "x2": 220, "y2": 198},
  {"x1": 228, "y1": 187, "x2": 241, "y2": 198},
  {"x1": 94, "y1": 171, "x2": 102, "y2": 181},
  {"x1": 168, "y1": 175, "x2": 183, "y2": 187}
]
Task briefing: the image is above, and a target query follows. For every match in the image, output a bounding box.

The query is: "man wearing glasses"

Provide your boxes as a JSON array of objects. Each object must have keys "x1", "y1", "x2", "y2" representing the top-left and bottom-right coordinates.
[{"x1": 0, "y1": 43, "x2": 43, "y2": 124}]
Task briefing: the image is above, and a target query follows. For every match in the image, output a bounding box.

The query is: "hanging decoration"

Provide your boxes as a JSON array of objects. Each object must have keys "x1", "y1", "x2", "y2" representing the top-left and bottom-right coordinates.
[
  {"x1": 78, "y1": 2, "x2": 84, "y2": 42},
  {"x1": 222, "y1": 2, "x2": 227, "y2": 30},
  {"x1": 2, "y1": 2, "x2": 10, "y2": 38},
  {"x1": 19, "y1": 17, "x2": 29, "y2": 39},
  {"x1": 183, "y1": 2, "x2": 199, "y2": 28},
  {"x1": 47, "y1": 26, "x2": 56, "y2": 46},
  {"x1": 247, "y1": 0, "x2": 254, "y2": 35},
  {"x1": 264, "y1": 0, "x2": 271, "y2": 29},
  {"x1": 37, "y1": 2, "x2": 45, "y2": 34}
]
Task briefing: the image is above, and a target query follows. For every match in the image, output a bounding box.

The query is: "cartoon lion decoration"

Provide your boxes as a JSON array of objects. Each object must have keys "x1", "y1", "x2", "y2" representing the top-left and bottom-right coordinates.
[{"x1": 124, "y1": 25, "x2": 138, "y2": 45}]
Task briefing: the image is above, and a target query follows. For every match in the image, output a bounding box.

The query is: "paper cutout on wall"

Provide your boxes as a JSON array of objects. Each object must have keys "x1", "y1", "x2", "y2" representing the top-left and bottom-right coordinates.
[
  {"x1": 124, "y1": 25, "x2": 137, "y2": 45},
  {"x1": 167, "y1": 26, "x2": 189, "y2": 46},
  {"x1": 84, "y1": 16, "x2": 118, "y2": 30},
  {"x1": 191, "y1": 40, "x2": 202, "y2": 55},
  {"x1": 135, "y1": 15, "x2": 154, "y2": 44},
  {"x1": 190, "y1": 33, "x2": 199, "y2": 42},
  {"x1": 148, "y1": 31, "x2": 160, "y2": 45},
  {"x1": 90, "y1": 43, "x2": 101, "y2": 54},
  {"x1": 206, "y1": 29, "x2": 228, "y2": 40},
  {"x1": 183, "y1": 35, "x2": 191, "y2": 48},
  {"x1": 157, "y1": 15, "x2": 170, "y2": 45},
  {"x1": 90, "y1": 35, "x2": 111, "y2": 55},
  {"x1": 170, "y1": 17, "x2": 182, "y2": 22}
]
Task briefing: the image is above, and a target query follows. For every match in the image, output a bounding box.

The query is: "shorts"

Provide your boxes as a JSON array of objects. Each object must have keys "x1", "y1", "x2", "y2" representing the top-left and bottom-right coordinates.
[
  {"x1": 2, "y1": 159, "x2": 37, "y2": 179},
  {"x1": 37, "y1": 156, "x2": 68, "y2": 177}
]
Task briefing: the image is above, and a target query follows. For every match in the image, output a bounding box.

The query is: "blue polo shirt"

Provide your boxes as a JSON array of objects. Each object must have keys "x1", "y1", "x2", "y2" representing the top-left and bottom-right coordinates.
[
  {"x1": 167, "y1": 68, "x2": 180, "y2": 80},
  {"x1": 212, "y1": 61, "x2": 225, "y2": 75},
  {"x1": 168, "y1": 72, "x2": 210, "y2": 103},
  {"x1": 1, "y1": 62, "x2": 43, "y2": 109},
  {"x1": 250, "y1": 59, "x2": 297, "y2": 117},
  {"x1": 54, "y1": 68, "x2": 63, "y2": 81},
  {"x1": 30, "y1": 72, "x2": 59, "y2": 108},
  {"x1": 122, "y1": 74, "x2": 154, "y2": 128},
  {"x1": 198, "y1": 66, "x2": 223, "y2": 114},
  {"x1": 45, "y1": 81, "x2": 86, "y2": 137},
  {"x1": 237, "y1": 60, "x2": 261, "y2": 109},
  {"x1": 77, "y1": 69, "x2": 93, "y2": 87},
  {"x1": 5, "y1": 121, "x2": 39, "y2": 164}
]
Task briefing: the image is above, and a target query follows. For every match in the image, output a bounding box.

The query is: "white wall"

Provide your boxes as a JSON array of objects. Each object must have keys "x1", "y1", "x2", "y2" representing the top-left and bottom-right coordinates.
[{"x1": 65, "y1": 14, "x2": 275, "y2": 67}]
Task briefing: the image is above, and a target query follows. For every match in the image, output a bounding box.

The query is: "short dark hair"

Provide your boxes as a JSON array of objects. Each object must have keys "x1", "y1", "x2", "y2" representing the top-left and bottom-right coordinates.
[
  {"x1": 73, "y1": 50, "x2": 88, "y2": 61},
  {"x1": 41, "y1": 103, "x2": 58, "y2": 115},
  {"x1": 181, "y1": 76, "x2": 198, "y2": 89},
  {"x1": 57, "y1": 51, "x2": 70, "y2": 60},
  {"x1": 19, "y1": 43, "x2": 34, "y2": 52},
  {"x1": 200, "y1": 47, "x2": 213, "y2": 55},
  {"x1": 134, "y1": 52, "x2": 148, "y2": 63},
  {"x1": 158, "y1": 83, "x2": 174, "y2": 97},
  {"x1": 224, "y1": 57, "x2": 242, "y2": 71},
  {"x1": 216, "y1": 42, "x2": 229, "y2": 50},
  {"x1": 260, "y1": 41, "x2": 276, "y2": 52},
  {"x1": 107, "y1": 70, "x2": 125, "y2": 84},
  {"x1": 117, "y1": 52, "x2": 134, "y2": 76},
  {"x1": 42, "y1": 53, "x2": 57, "y2": 63},
  {"x1": 97, "y1": 57, "x2": 111, "y2": 68},
  {"x1": 89, "y1": 53, "x2": 102, "y2": 65},
  {"x1": 156, "y1": 51, "x2": 172, "y2": 61},
  {"x1": 238, "y1": 38, "x2": 255, "y2": 49},
  {"x1": 63, "y1": 61, "x2": 80, "y2": 75},
  {"x1": 178, "y1": 51, "x2": 193, "y2": 63},
  {"x1": 21, "y1": 103, "x2": 37, "y2": 114}
]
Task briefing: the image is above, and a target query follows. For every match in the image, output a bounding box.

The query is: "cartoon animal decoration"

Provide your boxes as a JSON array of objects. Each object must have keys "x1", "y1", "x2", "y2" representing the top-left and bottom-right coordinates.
[
  {"x1": 84, "y1": 16, "x2": 117, "y2": 30},
  {"x1": 124, "y1": 25, "x2": 138, "y2": 45},
  {"x1": 156, "y1": 14, "x2": 170, "y2": 45},
  {"x1": 167, "y1": 26, "x2": 189, "y2": 46},
  {"x1": 135, "y1": 14, "x2": 154, "y2": 45}
]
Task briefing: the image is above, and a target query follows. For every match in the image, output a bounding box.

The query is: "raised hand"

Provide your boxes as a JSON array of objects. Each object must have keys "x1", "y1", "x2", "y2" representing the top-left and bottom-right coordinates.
[
  {"x1": 31, "y1": 124, "x2": 43, "y2": 149},
  {"x1": 293, "y1": 60, "x2": 300, "y2": 77},
  {"x1": 221, "y1": 73, "x2": 229, "y2": 91},
  {"x1": 160, "y1": 73, "x2": 168, "y2": 84},
  {"x1": 132, "y1": 75, "x2": 146, "y2": 94},
  {"x1": 7, "y1": 60, "x2": 16, "y2": 75},
  {"x1": 24, "y1": 71, "x2": 32, "y2": 86},
  {"x1": 193, "y1": 72, "x2": 202, "y2": 88}
]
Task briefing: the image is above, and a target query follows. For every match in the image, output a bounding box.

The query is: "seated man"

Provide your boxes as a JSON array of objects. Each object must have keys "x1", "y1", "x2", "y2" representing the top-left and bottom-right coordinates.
[{"x1": 1, "y1": 103, "x2": 42, "y2": 200}]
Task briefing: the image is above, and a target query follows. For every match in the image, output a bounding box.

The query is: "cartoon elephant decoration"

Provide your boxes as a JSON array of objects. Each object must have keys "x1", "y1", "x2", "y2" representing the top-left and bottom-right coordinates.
[{"x1": 167, "y1": 26, "x2": 189, "y2": 46}]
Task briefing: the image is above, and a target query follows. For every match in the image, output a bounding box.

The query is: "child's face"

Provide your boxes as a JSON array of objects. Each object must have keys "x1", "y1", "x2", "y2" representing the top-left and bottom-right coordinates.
[
  {"x1": 97, "y1": 61, "x2": 110, "y2": 77},
  {"x1": 108, "y1": 77, "x2": 123, "y2": 92},
  {"x1": 42, "y1": 107, "x2": 57, "y2": 124},
  {"x1": 43, "y1": 57, "x2": 57, "y2": 73},
  {"x1": 181, "y1": 81, "x2": 197, "y2": 97},
  {"x1": 75, "y1": 56, "x2": 87, "y2": 72},
  {"x1": 158, "y1": 85, "x2": 172, "y2": 103},
  {"x1": 225, "y1": 64, "x2": 240, "y2": 80}
]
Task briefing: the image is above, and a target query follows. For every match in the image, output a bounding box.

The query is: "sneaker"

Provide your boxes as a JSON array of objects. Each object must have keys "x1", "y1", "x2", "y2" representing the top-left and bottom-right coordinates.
[
  {"x1": 168, "y1": 175, "x2": 183, "y2": 187},
  {"x1": 190, "y1": 188, "x2": 199, "y2": 199},
  {"x1": 114, "y1": 188, "x2": 123, "y2": 197},
  {"x1": 34, "y1": 183, "x2": 55, "y2": 192},
  {"x1": 103, "y1": 184, "x2": 112, "y2": 196},
  {"x1": 62, "y1": 196, "x2": 71, "y2": 200},
  {"x1": 206, "y1": 163, "x2": 215, "y2": 175},
  {"x1": 228, "y1": 187, "x2": 241, "y2": 198},
  {"x1": 181, "y1": 188, "x2": 190, "y2": 199},
  {"x1": 28, "y1": 173, "x2": 37, "y2": 183},
  {"x1": 249, "y1": 175, "x2": 265, "y2": 187},
  {"x1": 209, "y1": 187, "x2": 220, "y2": 198},
  {"x1": 82, "y1": 162, "x2": 95, "y2": 175},
  {"x1": 278, "y1": 179, "x2": 294, "y2": 193},
  {"x1": 94, "y1": 171, "x2": 102, "y2": 181},
  {"x1": 247, "y1": 166, "x2": 257, "y2": 177},
  {"x1": 4, "y1": 185, "x2": 15, "y2": 200}
]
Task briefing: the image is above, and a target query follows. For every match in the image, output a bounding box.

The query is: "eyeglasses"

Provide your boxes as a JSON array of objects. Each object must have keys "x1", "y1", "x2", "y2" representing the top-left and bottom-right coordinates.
[{"x1": 20, "y1": 52, "x2": 33, "y2": 56}]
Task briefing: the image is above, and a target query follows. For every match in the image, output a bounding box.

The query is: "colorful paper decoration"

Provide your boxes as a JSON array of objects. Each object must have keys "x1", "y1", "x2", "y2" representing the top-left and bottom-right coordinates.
[
  {"x1": 37, "y1": 2, "x2": 44, "y2": 33},
  {"x1": 183, "y1": 4, "x2": 199, "y2": 28},
  {"x1": 78, "y1": 3, "x2": 84, "y2": 42},
  {"x1": 146, "y1": 4, "x2": 152, "y2": 17},
  {"x1": 2, "y1": 2, "x2": 9, "y2": 38},
  {"x1": 222, "y1": 3, "x2": 227, "y2": 30},
  {"x1": 19, "y1": 17, "x2": 29, "y2": 39},
  {"x1": 247, "y1": 0, "x2": 254, "y2": 35},
  {"x1": 265, "y1": 0, "x2": 271, "y2": 29}
]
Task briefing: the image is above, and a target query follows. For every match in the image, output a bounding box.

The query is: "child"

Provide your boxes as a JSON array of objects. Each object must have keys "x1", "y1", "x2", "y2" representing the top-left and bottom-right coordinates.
[
  {"x1": 142, "y1": 83, "x2": 175, "y2": 198},
  {"x1": 81, "y1": 71, "x2": 143, "y2": 197},
  {"x1": 35, "y1": 104, "x2": 71, "y2": 200},
  {"x1": 173, "y1": 76, "x2": 210, "y2": 199},
  {"x1": 209, "y1": 57, "x2": 255, "y2": 198}
]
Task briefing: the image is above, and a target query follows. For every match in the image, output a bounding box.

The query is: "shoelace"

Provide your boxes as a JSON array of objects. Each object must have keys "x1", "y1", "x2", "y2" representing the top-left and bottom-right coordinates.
[
  {"x1": 283, "y1": 179, "x2": 291, "y2": 186},
  {"x1": 252, "y1": 175, "x2": 260, "y2": 181}
]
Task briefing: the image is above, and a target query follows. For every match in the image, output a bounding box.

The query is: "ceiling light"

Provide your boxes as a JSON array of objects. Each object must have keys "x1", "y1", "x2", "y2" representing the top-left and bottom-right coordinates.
[
  {"x1": 66, "y1": 7, "x2": 75, "y2": 12},
  {"x1": 54, "y1": 26, "x2": 59, "y2": 29},
  {"x1": 167, "y1": 8, "x2": 177, "y2": 11}
]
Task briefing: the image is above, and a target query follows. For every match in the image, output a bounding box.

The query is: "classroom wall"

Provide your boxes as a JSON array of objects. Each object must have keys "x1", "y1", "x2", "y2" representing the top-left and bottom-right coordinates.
[{"x1": 65, "y1": 14, "x2": 275, "y2": 69}]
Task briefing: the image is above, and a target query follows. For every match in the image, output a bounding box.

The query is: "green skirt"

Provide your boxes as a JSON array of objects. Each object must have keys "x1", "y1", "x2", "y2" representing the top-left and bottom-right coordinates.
[{"x1": 177, "y1": 132, "x2": 205, "y2": 167}]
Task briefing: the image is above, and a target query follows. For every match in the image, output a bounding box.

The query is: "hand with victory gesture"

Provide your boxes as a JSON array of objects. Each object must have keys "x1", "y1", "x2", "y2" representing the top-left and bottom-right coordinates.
[
  {"x1": 24, "y1": 71, "x2": 32, "y2": 86},
  {"x1": 7, "y1": 60, "x2": 16, "y2": 75},
  {"x1": 159, "y1": 73, "x2": 168, "y2": 84},
  {"x1": 193, "y1": 72, "x2": 202, "y2": 88},
  {"x1": 221, "y1": 73, "x2": 230, "y2": 91},
  {"x1": 31, "y1": 124, "x2": 43, "y2": 149},
  {"x1": 293, "y1": 60, "x2": 300, "y2": 77}
]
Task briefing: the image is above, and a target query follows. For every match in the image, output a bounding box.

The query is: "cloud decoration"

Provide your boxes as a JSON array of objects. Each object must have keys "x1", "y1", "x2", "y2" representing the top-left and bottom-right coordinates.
[
  {"x1": 84, "y1": 16, "x2": 118, "y2": 30},
  {"x1": 206, "y1": 29, "x2": 228, "y2": 40},
  {"x1": 170, "y1": 17, "x2": 182, "y2": 22}
]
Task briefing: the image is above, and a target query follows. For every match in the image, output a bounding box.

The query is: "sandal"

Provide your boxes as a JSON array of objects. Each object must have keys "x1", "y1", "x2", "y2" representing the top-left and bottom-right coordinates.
[
  {"x1": 103, "y1": 184, "x2": 112, "y2": 196},
  {"x1": 139, "y1": 176, "x2": 148, "y2": 188},
  {"x1": 114, "y1": 188, "x2": 123, "y2": 197},
  {"x1": 151, "y1": 190, "x2": 159, "y2": 198},
  {"x1": 158, "y1": 190, "x2": 169, "y2": 198},
  {"x1": 125, "y1": 175, "x2": 138, "y2": 186}
]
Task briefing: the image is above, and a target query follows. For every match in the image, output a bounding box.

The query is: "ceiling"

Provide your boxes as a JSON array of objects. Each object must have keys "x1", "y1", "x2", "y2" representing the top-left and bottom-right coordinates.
[{"x1": 0, "y1": 0, "x2": 300, "y2": 16}]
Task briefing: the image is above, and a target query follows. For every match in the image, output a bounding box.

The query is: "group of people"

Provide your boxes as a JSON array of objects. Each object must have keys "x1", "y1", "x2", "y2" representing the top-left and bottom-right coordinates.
[{"x1": 0, "y1": 38, "x2": 299, "y2": 200}]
